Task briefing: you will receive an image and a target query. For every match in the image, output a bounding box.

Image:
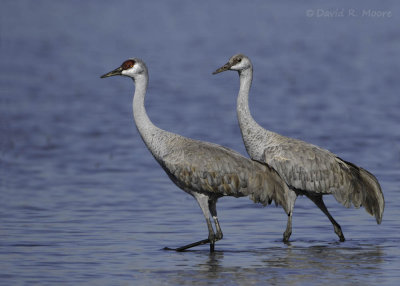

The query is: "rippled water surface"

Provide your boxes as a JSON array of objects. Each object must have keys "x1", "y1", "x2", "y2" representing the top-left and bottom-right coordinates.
[{"x1": 1, "y1": 1, "x2": 400, "y2": 285}]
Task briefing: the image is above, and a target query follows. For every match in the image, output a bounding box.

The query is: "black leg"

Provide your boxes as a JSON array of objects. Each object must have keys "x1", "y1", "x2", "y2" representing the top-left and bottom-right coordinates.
[
  {"x1": 163, "y1": 238, "x2": 210, "y2": 251},
  {"x1": 164, "y1": 193, "x2": 216, "y2": 252},
  {"x1": 307, "y1": 194, "x2": 345, "y2": 242}
]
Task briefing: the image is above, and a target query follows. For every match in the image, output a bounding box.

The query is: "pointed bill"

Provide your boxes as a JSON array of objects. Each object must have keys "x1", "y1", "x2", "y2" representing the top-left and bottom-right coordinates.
[
  {"x1": 212, "y1": 62, "x2": 233, "y2": 75},
  {"x1": 100, "y1": 66, "x2": 123, "y2": 78}
]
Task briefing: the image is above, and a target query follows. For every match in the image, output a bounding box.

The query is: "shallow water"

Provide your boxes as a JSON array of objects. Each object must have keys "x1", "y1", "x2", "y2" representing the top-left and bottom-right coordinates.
[{"x1": 1, "y1": 0, "x2": 400, "y2": 285}]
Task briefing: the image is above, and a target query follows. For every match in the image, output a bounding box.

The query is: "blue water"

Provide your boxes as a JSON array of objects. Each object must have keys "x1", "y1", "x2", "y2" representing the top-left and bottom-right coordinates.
[{"x1": 1, "y1": 1, "x2": 400, "y2": 285}]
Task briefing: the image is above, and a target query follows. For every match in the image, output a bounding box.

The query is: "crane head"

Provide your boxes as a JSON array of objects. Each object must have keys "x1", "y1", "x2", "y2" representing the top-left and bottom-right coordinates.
[
  {"x1": 212, "y1": 54, "x2": 251, "y2": 75},
  {"x1": 101, "y1": 58, "x2": 147, "y2": 79}
]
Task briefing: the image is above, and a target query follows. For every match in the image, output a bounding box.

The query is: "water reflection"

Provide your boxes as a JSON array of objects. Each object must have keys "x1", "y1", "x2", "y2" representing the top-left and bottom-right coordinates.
[
  {"x1": 197, "y1": 252, "x2": 226, "y2": 278},
  {"x1": 260, "y1": 244, "x2": 384, "y2": 284},
  {"x1": 165, "y1": 243, "x2": 384, "y2": 285}
]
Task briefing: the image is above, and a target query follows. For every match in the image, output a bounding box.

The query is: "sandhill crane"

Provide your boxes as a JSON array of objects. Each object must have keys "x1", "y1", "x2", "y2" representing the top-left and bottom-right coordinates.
[
  {"x1": 213, "y1": 54, "x2": 384, "y2": 242},
  {"x1": 101, "y1": 58, "x2": 294, "y2": 252}
]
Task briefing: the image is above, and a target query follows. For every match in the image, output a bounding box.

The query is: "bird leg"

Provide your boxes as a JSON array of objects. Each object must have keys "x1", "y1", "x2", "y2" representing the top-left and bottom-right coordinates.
[
  {"x1": 209, "y1": 199, "x2": 223, "y2": 241},
  {"x1": 283, "y1": 211, "x2": 292, "y2": 243},
  {"x1": 164, "y1": 238, "x2": 211, "y2": 252},
  {"x1": 163, "y1": 217, "x2": 214, "y2": 252},
  {"x1": 193, "y1": 193, "x2": 218, "y2": 252},
  {"x1": 164, "y1": 193, "x2": 217, "y2": 252},
  {"x1": 307, "y1": 194, "x2": 345, "y2": 242}
]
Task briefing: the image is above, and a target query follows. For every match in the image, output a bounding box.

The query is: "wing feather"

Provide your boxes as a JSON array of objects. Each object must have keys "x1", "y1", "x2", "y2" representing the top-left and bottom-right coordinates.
[
  {"x1": 160, "y1": 138, "x2": 294, "y2": 214},
  {"x1": 262, "y1": 139, "x2": 384, "y2": 222}
]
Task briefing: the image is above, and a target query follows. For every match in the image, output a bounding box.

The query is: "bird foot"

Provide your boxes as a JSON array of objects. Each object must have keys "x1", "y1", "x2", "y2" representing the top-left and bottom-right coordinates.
[
  {"x1": 163, "y1": 238, "x2": 211, "y2": 252},
  {"x1": 334, "y1": 226, "x2": 345, "y2": 242},
  {"x1": 283, "y1": 231, "x2": 292, "y2": 243}
]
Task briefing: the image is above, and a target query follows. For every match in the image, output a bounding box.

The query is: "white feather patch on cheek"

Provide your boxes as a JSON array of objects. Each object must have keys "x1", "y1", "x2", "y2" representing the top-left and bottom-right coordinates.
[{"x1": 231, "y1": 63, "x2": 240, "y2": 70}]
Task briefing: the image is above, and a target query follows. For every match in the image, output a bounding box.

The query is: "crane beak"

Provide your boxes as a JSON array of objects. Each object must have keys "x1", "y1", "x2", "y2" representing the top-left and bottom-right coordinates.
[
  {"x1": 100, "y1": 66, "x2": 123, "y2": 78},
  {"x1": 212, "y1": 62, "x2": 232, "y2": 75}
]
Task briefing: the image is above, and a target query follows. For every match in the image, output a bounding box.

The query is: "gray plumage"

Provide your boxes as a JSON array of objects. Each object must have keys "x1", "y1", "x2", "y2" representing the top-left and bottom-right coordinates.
[
  {"x1": 262, "y1": 136, "x2": 383, "y2": 219},
  {"x1": 101, "y1": 58, "x2": 293, "y2": 251},
  {"x1": 213, "y1": 54, "x2": 384, "y2": 242},
  {"x1": 161, "y1": 138, "x2": 293, "y2": 211}
]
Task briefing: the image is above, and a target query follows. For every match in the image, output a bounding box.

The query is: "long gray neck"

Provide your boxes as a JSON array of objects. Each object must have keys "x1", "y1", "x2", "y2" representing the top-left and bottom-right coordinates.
[
  {"x1": 236, "y1": 67, "x2": 277, "y2": 158},
  {"x1": 132, "y1": 73, "x2": 167, "y2": 161},
  {"x1": 236, "y1": 68, "x2": 258, "y2": 132}
]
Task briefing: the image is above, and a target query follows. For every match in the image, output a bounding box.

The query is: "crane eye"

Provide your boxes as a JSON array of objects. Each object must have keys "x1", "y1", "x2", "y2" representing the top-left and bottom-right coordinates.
[
  {"x1": 237, "y1": 58, "x2": 242, "y2": 63},
  {"x1": 122, "y1": 60, "x2": 135, "y2": 70}
]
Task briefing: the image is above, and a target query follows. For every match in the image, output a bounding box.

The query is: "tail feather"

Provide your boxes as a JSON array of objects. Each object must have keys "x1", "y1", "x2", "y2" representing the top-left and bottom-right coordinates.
[
  {"x1": 248, "y1": 163, "x2": 296, "y2": 215},
  {"x1": 338, "y1": 159, "x2": 384, "y2": 224},
  {"x1": 358, "y1": 167, "x2": 384, "y2": 224}
]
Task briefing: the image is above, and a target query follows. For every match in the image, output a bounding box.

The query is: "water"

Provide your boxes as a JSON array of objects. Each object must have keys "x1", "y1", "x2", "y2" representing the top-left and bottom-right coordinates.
[{"x1": 1, "y1": 0, "x2": 400, "y2": 285}]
